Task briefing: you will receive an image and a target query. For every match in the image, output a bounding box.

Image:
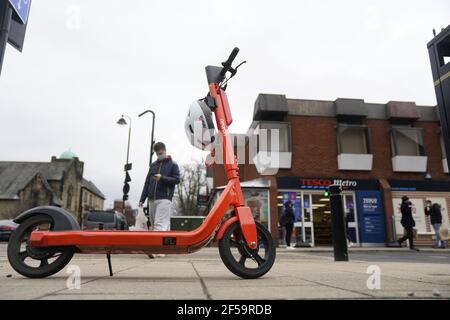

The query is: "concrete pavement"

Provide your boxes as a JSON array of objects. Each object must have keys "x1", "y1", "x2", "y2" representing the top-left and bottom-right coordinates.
[{"x1": 0, "y1": 243, "x2": 449, "y2": 299}]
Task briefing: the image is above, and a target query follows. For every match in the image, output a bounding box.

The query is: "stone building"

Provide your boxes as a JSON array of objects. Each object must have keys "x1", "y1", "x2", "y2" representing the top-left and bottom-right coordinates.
[{"x1": 0, "y1": 151, "x2": 105, "y2": 224}]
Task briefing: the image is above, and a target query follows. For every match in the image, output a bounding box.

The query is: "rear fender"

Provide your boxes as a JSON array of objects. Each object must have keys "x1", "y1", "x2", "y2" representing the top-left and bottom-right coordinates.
[{"x1": 13, "y1": 206, "x2": 80, "y2": 231}]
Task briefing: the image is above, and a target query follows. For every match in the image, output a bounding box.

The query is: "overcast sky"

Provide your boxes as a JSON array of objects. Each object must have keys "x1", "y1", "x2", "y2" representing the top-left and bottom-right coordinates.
[{"x1": 0, "y1": 0, "x2": 449, "y2": 209}]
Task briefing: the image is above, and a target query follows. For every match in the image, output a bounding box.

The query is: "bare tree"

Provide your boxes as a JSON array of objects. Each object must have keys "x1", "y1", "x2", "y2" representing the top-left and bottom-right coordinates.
[{"x1": 174, "y1": 162, "x2": 207, "y2": 216}]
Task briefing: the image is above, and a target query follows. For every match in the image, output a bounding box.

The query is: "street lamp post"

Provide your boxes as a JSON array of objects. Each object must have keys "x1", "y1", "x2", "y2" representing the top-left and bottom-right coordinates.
[
  {"x1": 138, "y1": 110, "x2": 156, "y2": 166},
  {"x1": 117, "y1": 114, "x2": 132, "y2": 214},
  {"x1": 138, "y1": 110, "x2": 156, "y2": 226}
]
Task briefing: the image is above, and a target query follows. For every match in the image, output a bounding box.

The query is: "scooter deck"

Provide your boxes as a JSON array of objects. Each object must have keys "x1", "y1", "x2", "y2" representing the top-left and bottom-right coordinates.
[{"x1": 29, "y1": 229, "x2": 214, "y2": 254}]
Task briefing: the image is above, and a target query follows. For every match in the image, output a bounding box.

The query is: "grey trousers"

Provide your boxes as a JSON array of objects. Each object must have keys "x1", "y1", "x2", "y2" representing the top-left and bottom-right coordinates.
[{"x1": 148, "y1": 199, "x2": 172, "y2": 231}]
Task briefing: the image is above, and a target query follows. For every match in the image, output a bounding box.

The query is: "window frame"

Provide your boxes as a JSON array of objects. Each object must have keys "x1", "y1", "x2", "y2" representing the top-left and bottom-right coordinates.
[
  {"x1": 255, "y1": 121, "x2": 292, "y2": 153},
  {"x1": 390, "y1": 126, "x2": 425, "y2": 157},
  {"x1": 336, "y1": 123, "x2": 372, "y2": 155}
]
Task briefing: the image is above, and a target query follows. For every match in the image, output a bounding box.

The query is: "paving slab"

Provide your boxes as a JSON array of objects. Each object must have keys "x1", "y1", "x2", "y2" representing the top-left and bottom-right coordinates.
[{"x1": 1, "y1": 243, "x2": 449, "y2": 299}]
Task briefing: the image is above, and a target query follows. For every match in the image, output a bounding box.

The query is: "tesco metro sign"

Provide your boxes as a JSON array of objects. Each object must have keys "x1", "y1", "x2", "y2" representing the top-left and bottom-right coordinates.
[{"x1": 299, "y1": 178, "x2": 358, "y2": 189}]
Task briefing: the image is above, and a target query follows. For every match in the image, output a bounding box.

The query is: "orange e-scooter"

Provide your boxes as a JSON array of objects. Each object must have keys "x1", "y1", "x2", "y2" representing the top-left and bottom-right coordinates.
[{"x1": 7, "y1": 48, "x2": 276, "y2": 279}]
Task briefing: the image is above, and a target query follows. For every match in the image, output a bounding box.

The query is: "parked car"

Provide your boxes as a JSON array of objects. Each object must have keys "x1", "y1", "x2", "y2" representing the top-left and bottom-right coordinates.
[
  {"x1": 0, "y1": 220, "x2": 18, "y2": 241},
  {"x1": 83, "y1": 211, "x2": 129, "y2": 230}
]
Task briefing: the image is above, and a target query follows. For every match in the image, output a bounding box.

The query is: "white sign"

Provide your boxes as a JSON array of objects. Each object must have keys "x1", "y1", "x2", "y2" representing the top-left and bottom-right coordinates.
[
  {"x1": 426, "y1": 197, "x2": 450, "y2": 230},
  {"x1": 392, "y1": 198, "x2": 427, "y2": 234}
]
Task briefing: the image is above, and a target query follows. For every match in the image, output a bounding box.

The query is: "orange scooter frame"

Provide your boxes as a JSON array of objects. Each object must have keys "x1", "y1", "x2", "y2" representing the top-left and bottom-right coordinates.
[{"x1": 28, "y1": 74, "x2": 258, "y2": 254}]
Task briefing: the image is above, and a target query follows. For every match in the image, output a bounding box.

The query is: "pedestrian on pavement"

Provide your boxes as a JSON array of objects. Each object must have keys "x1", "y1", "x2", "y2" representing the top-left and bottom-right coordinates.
[
  {"x1": 139, "y1": 142, "x2": 180, "y2": 257},
  {"x1": 345, "y1": 207, "x2": 355, "y2": 247},
  {"x1": 280, "y1": 201, "x2": 295, "y2": 249},
  {"x1": 398, "y1": 196, "x2": 419, "y2": 251},
  {"x1": 425, "y1": 200, "x2": 445, "y2": 248}
]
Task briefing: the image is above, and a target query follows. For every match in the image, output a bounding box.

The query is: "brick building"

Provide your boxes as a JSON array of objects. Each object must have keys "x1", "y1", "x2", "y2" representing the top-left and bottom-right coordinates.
[
  {"x1": 0, "y1": 151, "x2": 105, "y2": 224},
  {"x1": 211, "y1": 94, "x2": 450, "y2": 247}
]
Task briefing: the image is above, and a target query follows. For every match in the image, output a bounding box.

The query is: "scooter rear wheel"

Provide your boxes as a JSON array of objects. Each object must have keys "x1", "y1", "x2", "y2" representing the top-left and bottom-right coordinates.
[
  {"x1": 7, "y1": 214, "x2": 75, "y2": 278},
  {"x1": 218, "y1": 220, "x2": 276, "y2": 279}
]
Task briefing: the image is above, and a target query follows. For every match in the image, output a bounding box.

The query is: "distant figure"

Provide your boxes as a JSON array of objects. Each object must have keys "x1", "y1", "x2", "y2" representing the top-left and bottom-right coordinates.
[
  {"x1": 279, "y1": 201, "x2": 295, "y2": 249},
  {"x1": 425, "y1": 200, "x2": 445, "y2": 248},
  {"x1": 397, "y1": 196, "x2": 419, "y2": 251},
  {"x1": 345, "y1": 208, "x2": 355, "y2": 247}
]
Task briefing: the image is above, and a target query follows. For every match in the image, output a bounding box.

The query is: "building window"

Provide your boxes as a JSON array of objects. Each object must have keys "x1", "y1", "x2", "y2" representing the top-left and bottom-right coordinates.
[
  {"x1": 31, "y1": 190, "x2": 39, "y2": 207},
  {"x1": 390, "y1": 127, "x2": 425, "y2": 156},
  {"x1": 255, "y1": 121, "x2": 291, "y2": 152},
  {"x1": 337, "y1": 124, "x2": 371, "y2": 154}
]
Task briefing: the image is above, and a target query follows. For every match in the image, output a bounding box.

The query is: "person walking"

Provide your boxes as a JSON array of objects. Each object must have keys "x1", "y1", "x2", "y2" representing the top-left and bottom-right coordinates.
[
  {"x1": 280, "y1": 201, "x2": 295, "y2": 249},
  {"x1": 397, "y1": 196, "x2": 419, "y2": 251},
  {"x1": 345, "y1": 206, "x2": 355, "y2": 247},
  {"x1": 425, "y1": 200, "x2": 445, "y2": 248},
  {"x1": 139, "y1": 142, "x2": 180, "y2": 257}
]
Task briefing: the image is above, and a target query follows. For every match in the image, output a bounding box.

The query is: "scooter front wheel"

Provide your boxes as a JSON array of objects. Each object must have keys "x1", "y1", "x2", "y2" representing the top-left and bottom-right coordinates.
[
  {"x1": 218, "y1": 221, "x2": 276, "y2": 279},
  {"x1": 7, "y1": 214, "x2": 75, "y2": 278}
]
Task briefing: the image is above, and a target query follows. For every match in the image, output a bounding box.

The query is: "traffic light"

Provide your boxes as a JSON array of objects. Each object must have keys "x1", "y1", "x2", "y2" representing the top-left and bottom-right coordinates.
[{"x1": 323, "y1": 190, "x2": 330, "y2": 197}]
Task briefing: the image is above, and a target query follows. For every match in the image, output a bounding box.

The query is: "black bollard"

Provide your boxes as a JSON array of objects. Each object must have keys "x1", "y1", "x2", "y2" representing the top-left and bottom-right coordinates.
[{"x1": 328, "y1": 185, "x2": 349, "y2": 261}]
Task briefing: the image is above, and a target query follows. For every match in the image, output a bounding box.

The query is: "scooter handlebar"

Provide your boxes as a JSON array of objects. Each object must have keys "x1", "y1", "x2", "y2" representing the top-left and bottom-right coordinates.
[{"x1": 220, "y1": 47, "x2": 239, "y2": 76}]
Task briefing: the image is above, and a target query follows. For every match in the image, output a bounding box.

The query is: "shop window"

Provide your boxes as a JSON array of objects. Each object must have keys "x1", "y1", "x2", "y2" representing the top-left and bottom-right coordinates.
[
  {"x1": 255, "y1": 121, "x2": 291, "y2": 152},
  {"x1": 390, "y1": 127, "x2": 425, "y2": 156},
  {"x1": 337, "y1": 124, "x2": 371, "y2": 154},
  {"x1": 244, "y1": 189, "x2": 270, "y2": 229}
]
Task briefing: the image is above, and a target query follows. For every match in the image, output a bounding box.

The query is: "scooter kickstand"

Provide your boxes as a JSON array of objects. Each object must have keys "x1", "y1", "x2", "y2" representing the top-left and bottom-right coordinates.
[{"x1": 106, "y1": 253, "x2": 113, "y2": 277}]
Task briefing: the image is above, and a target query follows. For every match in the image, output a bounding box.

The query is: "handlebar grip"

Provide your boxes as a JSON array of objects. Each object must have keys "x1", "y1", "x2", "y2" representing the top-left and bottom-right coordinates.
[
  {"x1": 220, "y1": 47, "x2": 239, "y2": 76},
  {"x1": 226, "y1": 47, "x2": 239, "y2": 65}
]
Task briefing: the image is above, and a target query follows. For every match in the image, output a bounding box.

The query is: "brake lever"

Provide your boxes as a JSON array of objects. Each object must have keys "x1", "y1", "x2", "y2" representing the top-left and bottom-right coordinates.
[
  {"x1": 228, "y1": 61, "x2": 247, "y2": 77},
  {"x1": 220, "y1": 61, "x2": 247, "y2": 90},
  {"x1": 235, "y1": 60, "x2": 247, "y2": 70}
]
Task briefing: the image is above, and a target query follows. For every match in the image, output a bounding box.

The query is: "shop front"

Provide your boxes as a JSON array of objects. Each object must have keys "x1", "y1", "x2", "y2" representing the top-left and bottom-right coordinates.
[
  {"x1": 389, "y1": 180, "x2": 450, "y2": 244},
  {"x1": 277, "y1": 177, "x2": 386, "y2": 247},
  {"x1": 214, "y1": 178, "x2": 271, "y2": 229}
]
